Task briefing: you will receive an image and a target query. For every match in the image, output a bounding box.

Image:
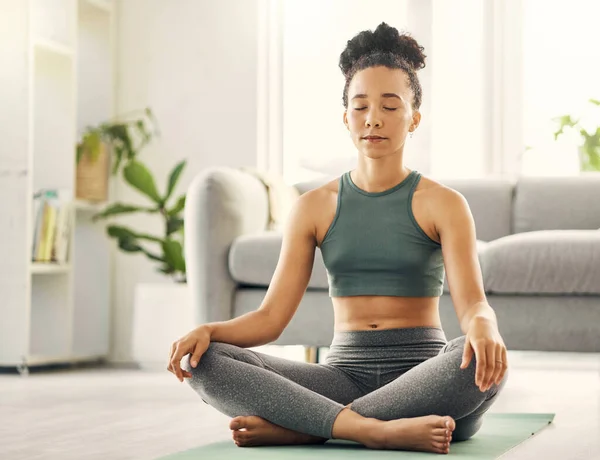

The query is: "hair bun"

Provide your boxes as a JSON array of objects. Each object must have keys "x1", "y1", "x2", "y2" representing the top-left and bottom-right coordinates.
[{"x1": 339, "y1": 22, "x2": 426, "y2": 76}]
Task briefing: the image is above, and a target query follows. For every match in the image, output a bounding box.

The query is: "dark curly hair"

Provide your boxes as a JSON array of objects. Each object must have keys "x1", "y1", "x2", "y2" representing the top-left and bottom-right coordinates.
[{"x1": 339, "y1": 22, "x2": 426, "y2": 110}]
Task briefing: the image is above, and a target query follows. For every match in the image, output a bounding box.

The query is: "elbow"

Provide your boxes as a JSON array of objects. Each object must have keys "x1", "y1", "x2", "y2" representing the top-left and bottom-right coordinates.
[{"x1": 257, "y1": 308, "x2": 285, "y2": 343}]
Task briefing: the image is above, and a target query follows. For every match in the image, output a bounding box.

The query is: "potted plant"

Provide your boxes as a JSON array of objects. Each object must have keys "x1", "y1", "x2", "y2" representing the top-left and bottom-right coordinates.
[
  {"x1": 553, "y1": 98, "x2": 600, "y2": 172},
  {"x1": 84, "y1": 109, "x2": 192, "y2": 368},
  {"x1": 76, "y1": 108, "x2": 159, "y2": 202}
]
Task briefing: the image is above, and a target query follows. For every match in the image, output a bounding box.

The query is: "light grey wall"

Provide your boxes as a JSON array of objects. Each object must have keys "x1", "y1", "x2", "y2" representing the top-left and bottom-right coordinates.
[{"x1": 111, "y1": 0, "x2": 259, "y2": 362}]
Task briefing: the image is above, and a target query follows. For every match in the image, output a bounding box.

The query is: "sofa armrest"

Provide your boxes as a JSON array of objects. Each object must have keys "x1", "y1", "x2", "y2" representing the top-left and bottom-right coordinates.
[{"x1": 184, "y1": 167, "x2": 269, "y2": 325}]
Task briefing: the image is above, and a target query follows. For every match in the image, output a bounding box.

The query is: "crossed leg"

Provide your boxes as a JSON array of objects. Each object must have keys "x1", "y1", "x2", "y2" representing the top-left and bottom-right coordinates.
[
  {"x1": 348, "y1": 336, "x2": 508, "y2": 441},
  {"x1": 182, "y1": 340, "x2": 462, "y2": 453}
]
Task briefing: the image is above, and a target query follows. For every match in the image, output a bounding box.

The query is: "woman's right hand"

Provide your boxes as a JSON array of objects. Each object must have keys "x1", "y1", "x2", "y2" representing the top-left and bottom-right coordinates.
[{"x1": 168, "y1": 325, "x2": 211, "y2": 382}]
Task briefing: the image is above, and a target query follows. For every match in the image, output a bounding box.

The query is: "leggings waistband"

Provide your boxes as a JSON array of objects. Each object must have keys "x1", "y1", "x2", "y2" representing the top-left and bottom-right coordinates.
[{"x1": 330, "y1": 326, "x2": 447, "y2": 347}]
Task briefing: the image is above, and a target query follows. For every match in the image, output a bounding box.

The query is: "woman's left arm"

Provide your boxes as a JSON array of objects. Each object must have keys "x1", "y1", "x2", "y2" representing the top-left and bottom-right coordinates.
[{"x1": 434, "y1": 187, "x2": 508, "y2": 393}]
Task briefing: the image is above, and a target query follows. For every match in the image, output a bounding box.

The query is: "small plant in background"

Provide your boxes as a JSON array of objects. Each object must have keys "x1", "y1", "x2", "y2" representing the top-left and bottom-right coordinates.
[
  {"x1": 77, "y1": 107, "x2": 159, "y2": 174},
  {"x1": 92, "y1": 160, "x2": 187, "y2": 283},
  {"x1": 79, "y1": 107, "x2": 187, "y2": 283},
  {"x1": 553, "y1": 98, "x2": 600, "y2": 172}
]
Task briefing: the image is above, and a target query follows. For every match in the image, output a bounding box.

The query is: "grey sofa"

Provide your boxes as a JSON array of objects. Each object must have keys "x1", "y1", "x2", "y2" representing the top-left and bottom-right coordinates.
[{"x1": 184, "y1": 168, "x2": 600, "y2": 353}]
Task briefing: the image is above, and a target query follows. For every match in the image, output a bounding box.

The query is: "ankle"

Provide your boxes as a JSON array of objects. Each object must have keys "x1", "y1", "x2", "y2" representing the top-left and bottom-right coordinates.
[
  {"x1": 361, "y1": 418, "x2": 387, "y2": 448},
  {"x1": 332, "y1": 408, "x2": 383, "y2": 446}
]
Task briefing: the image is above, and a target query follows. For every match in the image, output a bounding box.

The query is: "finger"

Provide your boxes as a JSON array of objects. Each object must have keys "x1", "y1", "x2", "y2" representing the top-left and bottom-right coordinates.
[
  {"x1": 167, "y1": 342, "x2": 176, "y2": 374},
  {"x1": 460, "y1": 339, "x2": 473, "y2": 369},
  {"x1": 190, "y1": 342, "x2": 206, "y2": 368},
  {"x1": 170, "y1": 344, "x2": 187, "y2": 381},
  {"x1": 496, "y1": 346, "x2": 508, "y2": 384},
  {"x1": 491, "y1": 344, "x2": 504, "y2": 386},
  {"x1": 474, "y1": 340, "x2": 486, "y2": 389},
  {"x1": 484, "y1": 344, "x2": 495, "y2": 391}
]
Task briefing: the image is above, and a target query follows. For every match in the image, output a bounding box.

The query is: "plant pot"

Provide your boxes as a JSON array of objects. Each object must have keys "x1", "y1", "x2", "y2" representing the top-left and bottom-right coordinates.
[
  {"x1": 76, "y1": 143, "x2": 110, "y2": 202},
  {"x1": 132, "y1": 282, "x2": 194, "y2": 369}
]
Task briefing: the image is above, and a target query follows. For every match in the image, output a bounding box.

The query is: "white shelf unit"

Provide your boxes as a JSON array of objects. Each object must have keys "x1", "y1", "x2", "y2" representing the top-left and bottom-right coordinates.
[{"x1": 0, "y1": 0, "x2": 116, "y2": 373}]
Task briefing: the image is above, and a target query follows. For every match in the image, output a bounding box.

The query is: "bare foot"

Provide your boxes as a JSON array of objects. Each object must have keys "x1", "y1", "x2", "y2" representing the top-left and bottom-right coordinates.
[
  {"x1": 229, "y1": 415, "x2": 327, "y2": 447},
  {"x1": 368, "y1": 415, "x2": 455, "y2": 454}
]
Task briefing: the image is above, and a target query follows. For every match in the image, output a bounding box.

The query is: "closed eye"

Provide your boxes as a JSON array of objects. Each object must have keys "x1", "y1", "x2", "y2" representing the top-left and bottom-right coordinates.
[{"x1": 353, "y1": 107, "x2": 398, "y2": 111}]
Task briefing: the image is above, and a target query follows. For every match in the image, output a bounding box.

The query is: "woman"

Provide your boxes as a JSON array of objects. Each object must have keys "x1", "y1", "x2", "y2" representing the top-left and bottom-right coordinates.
[{"x1": 168, "y1": 22, "x2": 508, "y2": 455}]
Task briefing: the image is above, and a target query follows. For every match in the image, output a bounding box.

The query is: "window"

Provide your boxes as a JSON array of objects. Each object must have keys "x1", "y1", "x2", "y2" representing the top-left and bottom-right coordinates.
[{"x1": 520, "y1": 0, "x2": 600, "y2": 176}]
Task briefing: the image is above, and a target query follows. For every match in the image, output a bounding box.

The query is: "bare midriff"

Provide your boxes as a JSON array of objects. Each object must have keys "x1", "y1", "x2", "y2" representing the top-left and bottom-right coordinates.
[{"x1": 332, "y1": 295, "x2": 442, "y2": 332}]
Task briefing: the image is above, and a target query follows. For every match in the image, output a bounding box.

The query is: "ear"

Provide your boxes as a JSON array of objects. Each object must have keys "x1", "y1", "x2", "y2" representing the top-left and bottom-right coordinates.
[
  {"x1": 343, "y1": 110, "x2": 349, "y2": 130},
  {"x1": 410, "y1": 111, "x2": 421, "y2": 132}
]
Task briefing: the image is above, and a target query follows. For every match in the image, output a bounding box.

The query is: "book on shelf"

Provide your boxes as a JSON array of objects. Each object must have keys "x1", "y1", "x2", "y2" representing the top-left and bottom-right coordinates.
[{"x1": 31, "y1": 189, "x2": 73, "y2": 264}]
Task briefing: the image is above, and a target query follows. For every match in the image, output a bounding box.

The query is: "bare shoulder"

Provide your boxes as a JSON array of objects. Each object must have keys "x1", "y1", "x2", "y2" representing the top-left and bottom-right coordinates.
[
  {"x1": 415, "y1": 175, "x2": 469, "y2": 213},
  {"x1": 292, "y1": 177, "x2": 340, "y2": 246}
]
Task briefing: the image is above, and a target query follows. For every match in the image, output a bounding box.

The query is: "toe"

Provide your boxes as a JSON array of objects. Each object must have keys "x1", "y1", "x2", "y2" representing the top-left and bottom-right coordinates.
[
  {"x1": 443, "y1": 416, "x2": 456, "y2": 432},
  {"x1": 230, "y1": 416, "x2": 245, "y2": 431},
  {"x1": 433, "y1": 428, "x2": 449, "y2": 437},
  {"x1": 433, "y1": 432, "x2": 447, "y2": 443},
  {"x1": 432, "y1": 441, "x2": 449, "y2": 454},
  {"x1": 243, "y1": 415, "x2": 263, "y2": 429}
]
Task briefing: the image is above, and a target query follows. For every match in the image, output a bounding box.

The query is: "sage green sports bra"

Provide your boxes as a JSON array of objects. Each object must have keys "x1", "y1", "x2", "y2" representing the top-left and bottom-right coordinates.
[{"x1": 319, "y1": 170, "x2": 445, "y2": 297}]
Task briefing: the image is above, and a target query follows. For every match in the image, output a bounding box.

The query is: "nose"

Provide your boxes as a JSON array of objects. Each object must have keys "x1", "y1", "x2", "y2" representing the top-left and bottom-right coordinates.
[{"x1": 365, "y1": 113, "x2": 382, "y2": 129}]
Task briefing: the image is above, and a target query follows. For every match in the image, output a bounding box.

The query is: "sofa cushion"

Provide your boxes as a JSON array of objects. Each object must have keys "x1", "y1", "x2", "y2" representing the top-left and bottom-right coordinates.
[
  {"x1": 229, "y1": 232, "x2": 329, "y2": 289},
  {"x1": 514, "y1": 175, "x2": 600, "y2": 233},
  {"x1": 480, "y1": 230, "x2": 600, "y2": 295}
]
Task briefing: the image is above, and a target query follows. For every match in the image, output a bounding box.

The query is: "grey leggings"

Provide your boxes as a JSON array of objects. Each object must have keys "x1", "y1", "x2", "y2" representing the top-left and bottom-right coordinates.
[{"x1": 182, "y1": 327, "x2": 507, "y2": 441}]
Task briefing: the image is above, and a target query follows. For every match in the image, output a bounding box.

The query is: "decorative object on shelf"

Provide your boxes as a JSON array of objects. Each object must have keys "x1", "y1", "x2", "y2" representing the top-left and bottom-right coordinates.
[
  {"x1": 92, "y1": 156, "x2": 188, "y2": 283},
  {"x1": 75, "y1": 107, "x2": 159, "y2": 201},
  {"x1": 553, "y1": 98, "x2": 600, "y2": 172},
  {"x1": 31, "y1": 189, "x2": 73, "y2": 264}
]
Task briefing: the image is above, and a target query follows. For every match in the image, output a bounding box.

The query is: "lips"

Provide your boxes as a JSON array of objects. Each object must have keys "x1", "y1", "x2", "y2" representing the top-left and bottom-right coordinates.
[{"x1": 362, "y1": 135, "x2": 387, "y2": 140}]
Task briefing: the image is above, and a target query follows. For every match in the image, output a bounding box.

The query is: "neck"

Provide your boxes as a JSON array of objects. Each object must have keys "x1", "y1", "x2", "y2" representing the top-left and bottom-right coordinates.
[{"x1": 352, "y1": 152, "x2": 410, "y2": 193}]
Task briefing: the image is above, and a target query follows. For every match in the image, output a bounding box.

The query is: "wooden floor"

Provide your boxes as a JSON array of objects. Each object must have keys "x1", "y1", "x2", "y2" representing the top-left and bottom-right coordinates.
[{"x1": 0, "y1": 348, "x2": 599, "y2": 460}]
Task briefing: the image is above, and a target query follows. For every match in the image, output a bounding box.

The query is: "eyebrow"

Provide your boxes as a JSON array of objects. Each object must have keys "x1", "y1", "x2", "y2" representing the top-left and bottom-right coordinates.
[{"x1": 351, "y1": 93, "x2": 402, "y2": 101}]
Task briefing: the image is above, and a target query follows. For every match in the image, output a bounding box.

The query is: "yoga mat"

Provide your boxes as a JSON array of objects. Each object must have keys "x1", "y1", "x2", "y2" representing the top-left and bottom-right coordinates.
[{"x1": 158, "y1": 413, "x2": 554, "y2": 460}]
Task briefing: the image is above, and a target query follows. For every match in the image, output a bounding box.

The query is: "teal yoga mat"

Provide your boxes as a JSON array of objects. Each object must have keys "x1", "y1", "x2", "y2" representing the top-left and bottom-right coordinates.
[{"x1": 158, "y1": 413, "x2": 554, "y2": 459}]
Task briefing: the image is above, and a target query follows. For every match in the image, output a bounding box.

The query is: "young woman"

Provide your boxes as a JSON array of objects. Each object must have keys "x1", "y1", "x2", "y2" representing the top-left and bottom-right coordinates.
[{"x1": 168, "y1": 22, "x2": 508, "y2": 455}]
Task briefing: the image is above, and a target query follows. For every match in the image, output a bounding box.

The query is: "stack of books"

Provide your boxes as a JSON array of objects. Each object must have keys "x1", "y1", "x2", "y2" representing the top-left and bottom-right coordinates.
[{"x1": 31, "y1": 189, "x2": 73, "y2": 264}]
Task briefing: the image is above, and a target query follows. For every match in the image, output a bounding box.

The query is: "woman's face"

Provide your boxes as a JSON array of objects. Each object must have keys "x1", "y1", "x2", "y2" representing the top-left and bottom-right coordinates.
[{"x1": 344, "y1": 66, "x2": 420, "y2": 159}]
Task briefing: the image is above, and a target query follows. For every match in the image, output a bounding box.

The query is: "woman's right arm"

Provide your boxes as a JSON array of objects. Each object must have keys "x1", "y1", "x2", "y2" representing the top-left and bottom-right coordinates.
[{"x1": 168, "y1": 191, "x2": 319, "y2": 381}]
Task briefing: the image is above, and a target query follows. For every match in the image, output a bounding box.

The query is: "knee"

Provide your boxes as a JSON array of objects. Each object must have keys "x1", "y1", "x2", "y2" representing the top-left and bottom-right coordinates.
[{"x1": 181, "y1": 341, "x2": 236, "y2": 377}]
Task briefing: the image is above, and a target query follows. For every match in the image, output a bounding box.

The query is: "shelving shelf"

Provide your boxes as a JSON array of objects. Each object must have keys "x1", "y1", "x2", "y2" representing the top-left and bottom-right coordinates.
[
  {"x1": 73, "y1": 199, "x2": 107, "y2": 212},
  {"x1": 30, "y1": 263, "x2": 72, "y2": 275},
  {"x1": 32, "y1": 37, "x2": 74, "y2": 57},
  {"x1": 0, "y1": 0, "x2": 115, "y2": 374}
]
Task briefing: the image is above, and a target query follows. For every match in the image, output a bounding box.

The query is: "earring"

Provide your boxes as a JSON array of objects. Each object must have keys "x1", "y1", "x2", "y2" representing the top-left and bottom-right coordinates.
[{"x1": 409, "y1": 131, "x2": 413, "y2": 138}]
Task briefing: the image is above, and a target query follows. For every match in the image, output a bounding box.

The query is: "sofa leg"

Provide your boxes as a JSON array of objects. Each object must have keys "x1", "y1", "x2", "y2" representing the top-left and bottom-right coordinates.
[{"x1": 304, "y1": 346, "x2": 319, "y2": 363}]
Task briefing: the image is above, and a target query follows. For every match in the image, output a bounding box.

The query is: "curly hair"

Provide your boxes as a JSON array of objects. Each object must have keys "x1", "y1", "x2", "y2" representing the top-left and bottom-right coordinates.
[{"x1": 339, "y1": 22, "x2": 426, "y2": 110}]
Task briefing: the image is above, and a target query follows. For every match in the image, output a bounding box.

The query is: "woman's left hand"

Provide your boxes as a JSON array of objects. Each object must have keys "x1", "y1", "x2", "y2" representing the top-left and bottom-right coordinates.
[{"x1": 460, "y1": 317, "x2": 508, "y2": 392}]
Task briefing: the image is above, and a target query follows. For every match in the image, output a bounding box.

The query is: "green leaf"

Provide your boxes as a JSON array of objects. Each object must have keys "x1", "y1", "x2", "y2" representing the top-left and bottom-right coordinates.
[
  {"x1": 552, "y1": 115, "x2": 579, "y2": 141},
  {"x1": 118, "y1": 236, "x2": 142, "y2": 253},
  {"x1": 123, "y1": 161, "x2": 163, "y2": 205},
  {"x1": 112, "y1": 145, "x2": 124, "y2": 175},
  {"x1": 168, "y1": 195, "x2": 186, "y2": 216},
  {"x1": 166, "y1": 217, "x2": 184, "y2": 235},
  {"x1": 165, "y1": 160, "x2": 186, "y2": 202},
  {"x1": 107, "y1": 225, "x2": 164, "y2": 243},
  {"x1": 144, "y1": 252, "x2": 166, "y2": 263},
  {"x1": 162, "y1": 239, "x2": 186, "y2": 272},
  {"x1": 589, "y1": 98, "x2": 600, "y2": 106},
  {"x1": 157, "y1": 266, "x2": 175, "y2": 275},
  {"x1": 76, "y1": 143, "x2": 84, "y2": 164},
  {"x1": 92, "y1": 203, "x2": 156, "y2": 221}
]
